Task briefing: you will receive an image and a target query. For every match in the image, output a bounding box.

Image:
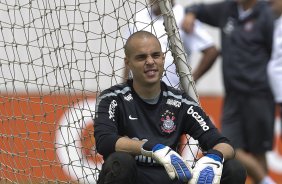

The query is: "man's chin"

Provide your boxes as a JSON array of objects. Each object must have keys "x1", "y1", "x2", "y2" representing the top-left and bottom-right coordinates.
[{"x1": 145, "y1": 79, "x2": 161, "y2": 85}]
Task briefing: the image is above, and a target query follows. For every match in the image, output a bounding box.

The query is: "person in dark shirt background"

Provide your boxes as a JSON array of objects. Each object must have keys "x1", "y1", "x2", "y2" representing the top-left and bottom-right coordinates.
[{"x1": 182, "y1": 0, "x2": 276, "y2": 183}]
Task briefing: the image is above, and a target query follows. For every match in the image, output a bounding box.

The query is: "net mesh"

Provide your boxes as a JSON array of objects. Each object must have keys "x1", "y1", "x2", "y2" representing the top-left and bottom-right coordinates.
[{"x1": 0, "y1": 0, "x2": 199, "y2": 183}]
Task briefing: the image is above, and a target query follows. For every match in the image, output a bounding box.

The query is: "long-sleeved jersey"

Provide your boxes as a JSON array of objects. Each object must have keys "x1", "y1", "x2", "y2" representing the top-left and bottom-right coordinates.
[
  {"x1": 186, "y1": 1, "x2": 274, "y2": 96},
  {"x1": 94, "y1": 80, "x2": 229, "y2": 160}
]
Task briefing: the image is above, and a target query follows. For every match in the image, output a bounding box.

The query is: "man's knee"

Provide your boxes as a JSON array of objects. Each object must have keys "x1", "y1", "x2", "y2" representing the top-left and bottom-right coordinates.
[
  {"x1": 97, "y1": 152, "x2": 137, "y2": 184},
  {"x1": 221, "y1": 159, "x2": 247, "y2": 184}
]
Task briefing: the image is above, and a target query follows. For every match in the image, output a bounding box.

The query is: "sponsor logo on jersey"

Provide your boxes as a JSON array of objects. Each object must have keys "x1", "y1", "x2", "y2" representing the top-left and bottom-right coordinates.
[
  {"x1": 187, "y1": 106, "x2": 209, "y2": 131},
  {"x1": 166, "y1": 99, "x2": 181, "y2": 108},
  {"x1": 108, "y1": 100, "x2": 117, "y2": 121},
  {"x1": 124, "y1": 93, "x2": 133, "y2": 101},
  {"x1": 160, "y1": 110, "x2": 176, "y2": 133}
]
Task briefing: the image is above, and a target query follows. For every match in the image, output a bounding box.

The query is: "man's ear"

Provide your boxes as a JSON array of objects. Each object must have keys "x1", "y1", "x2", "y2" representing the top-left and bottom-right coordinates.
[
  {"x1": 123, "y1": 57, "x2": 131, "y2": 80},
  {"x1": 124, "y1": 57, "x2": 129, "y2": 68}
]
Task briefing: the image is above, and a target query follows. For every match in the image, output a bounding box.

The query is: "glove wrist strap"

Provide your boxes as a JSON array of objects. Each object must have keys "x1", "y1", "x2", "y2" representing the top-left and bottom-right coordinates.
[{"x1": 205, "y1": 149, "x2": 224, "y2": 163}]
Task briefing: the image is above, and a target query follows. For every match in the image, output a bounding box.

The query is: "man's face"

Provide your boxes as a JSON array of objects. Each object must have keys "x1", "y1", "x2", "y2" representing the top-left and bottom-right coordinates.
[
  {"x1": 124, "y1": 36, "x2": 164, "y2": 87},
  {"x1": 271, "y1": 0, "x2": 282, "y2": 15}
]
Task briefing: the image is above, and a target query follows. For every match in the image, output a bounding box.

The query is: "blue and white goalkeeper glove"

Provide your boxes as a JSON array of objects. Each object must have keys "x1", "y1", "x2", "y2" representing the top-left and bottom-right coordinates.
[
  {"x1": 188, "y1": 150, "x2": 223, "y2": 184},
  {"x1": 141, "y1": 143, "x2": 192, "y2": 182}
]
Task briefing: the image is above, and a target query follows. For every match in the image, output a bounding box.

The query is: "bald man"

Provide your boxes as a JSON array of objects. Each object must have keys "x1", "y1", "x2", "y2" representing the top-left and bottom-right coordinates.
[{"x1": 94, "y1": 31, "x2": 246, "y2": 184}]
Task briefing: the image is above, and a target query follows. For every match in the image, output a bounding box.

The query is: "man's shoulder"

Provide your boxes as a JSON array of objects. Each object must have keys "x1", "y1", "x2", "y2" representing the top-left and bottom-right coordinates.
[
  {"x1": 162, "y1": 82, "x2": 199, "y2": 106},
  {"x1": 162, "y1": 82, "x2": 181, "y2": 94},
  {"x1": 253, "y1": 1, "x2": 272, "y2": 13},
  {"x1": 99, "y1": 82, "x2": 131, "y2": 99},
  {"x1": 253, "y1": 1, "x2": 275, "y2": 22},
  {"x1": 214, "y1": 1, "x2": 237, "y2": 13},
  {"x1": 203, "y1": 1, "x2": 236, "y2": 10},
  {"x1": 166, "y1": 86, "x2": 182, "y2": 95}
]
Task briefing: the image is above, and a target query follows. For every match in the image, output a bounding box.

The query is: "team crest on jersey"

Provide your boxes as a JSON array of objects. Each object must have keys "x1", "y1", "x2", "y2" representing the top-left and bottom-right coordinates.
[
  {"x1": 160, "y1": 110, "x2": 176, "y2": 133},
  {"x1": 244, "y1": 20, "x2": 254, "y2": 32}
]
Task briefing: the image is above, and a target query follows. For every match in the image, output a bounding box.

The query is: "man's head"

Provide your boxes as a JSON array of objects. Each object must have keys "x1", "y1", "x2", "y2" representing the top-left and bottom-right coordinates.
[
  {"x1": 149, "y1": 0, "x2": 174, "y2": 16},
  {"x1": 270, "y1": 0, "x2": 282, "y2": 15},
  {"x1": 124, "y1": 31, "x2": 165, "y2": 87}
]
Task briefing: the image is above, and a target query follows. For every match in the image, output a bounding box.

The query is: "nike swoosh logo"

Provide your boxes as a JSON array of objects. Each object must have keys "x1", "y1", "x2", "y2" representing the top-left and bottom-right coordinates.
[
  {"x1": 129, "y1": 115, "x2": 138, "y2": 120},
  {"x1": 204, "y1": 162, "x2": 221, "y2": 168},
  {"x1": 165, "y1": 148, "x2": 172, "y2": 156}
]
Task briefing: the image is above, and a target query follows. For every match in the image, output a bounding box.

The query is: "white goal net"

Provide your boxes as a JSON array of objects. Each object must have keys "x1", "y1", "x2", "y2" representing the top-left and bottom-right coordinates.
[{"x1": 0, "y1": 0, "x2": 199, "y2": 183}]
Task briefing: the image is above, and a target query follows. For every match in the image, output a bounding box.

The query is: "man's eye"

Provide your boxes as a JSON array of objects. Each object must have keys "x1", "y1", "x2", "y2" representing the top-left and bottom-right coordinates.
[
  {"x1": 136, "y1": 56, "x2": 146, "y2": 60},
  {"x1": 152, "y1": 54, "x2": 161, "y2": 59}
]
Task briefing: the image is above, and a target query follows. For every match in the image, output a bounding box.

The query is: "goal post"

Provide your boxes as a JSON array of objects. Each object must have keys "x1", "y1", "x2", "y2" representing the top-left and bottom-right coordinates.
[
  {"x1": 158, "y1": 0, "x2": 199, "y2": 103},
  {"x1": 0, "y1": 0, "x2": 200, "y2": 183}
]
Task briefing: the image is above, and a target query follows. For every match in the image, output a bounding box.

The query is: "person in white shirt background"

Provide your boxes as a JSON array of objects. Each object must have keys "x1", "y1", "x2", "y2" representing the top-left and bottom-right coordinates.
[
  {"x1": 124, "y1": 0, "x2": 219, "y2": 88},
  {"x1": 267, "y1": 0, "x2": 282, "y2": 137}
]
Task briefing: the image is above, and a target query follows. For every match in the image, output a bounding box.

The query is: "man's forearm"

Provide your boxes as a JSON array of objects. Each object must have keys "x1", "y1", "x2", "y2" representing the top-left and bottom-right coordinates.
[
  {"x1": 193, "y1": 46, "x2": 219, "y2": 82},
  {"x1": 213, "y1": 142, "x2": 235, "y2": 160},
  {"x1": 115, "y1": 136, "x2": 145, "y2": 155}
]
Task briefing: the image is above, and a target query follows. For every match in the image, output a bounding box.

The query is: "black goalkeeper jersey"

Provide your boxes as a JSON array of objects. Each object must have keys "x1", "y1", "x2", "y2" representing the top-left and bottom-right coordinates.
[{"x1": 94, "y1": 80, "x2": 228, "y2": 160}]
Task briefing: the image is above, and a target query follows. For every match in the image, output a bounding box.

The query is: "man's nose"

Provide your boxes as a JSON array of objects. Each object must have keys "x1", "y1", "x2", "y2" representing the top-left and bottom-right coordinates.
[{"x1": 146, "y1": 56, "x2": 155, "y2": 65}]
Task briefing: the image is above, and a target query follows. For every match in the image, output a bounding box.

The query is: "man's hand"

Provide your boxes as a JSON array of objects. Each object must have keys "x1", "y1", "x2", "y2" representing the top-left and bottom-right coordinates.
[
  {"x1": 141, "y1": 143, "x2": 192, "y2": 182},
  {"x1": 189, "y1": 150, "x2": 223, "y2": 184}
]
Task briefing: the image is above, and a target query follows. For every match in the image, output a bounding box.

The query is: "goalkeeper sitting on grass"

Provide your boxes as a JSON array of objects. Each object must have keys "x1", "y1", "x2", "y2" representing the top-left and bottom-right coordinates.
[{"x1": 94, "y1": 31, "x2": 246, "y2": 184}]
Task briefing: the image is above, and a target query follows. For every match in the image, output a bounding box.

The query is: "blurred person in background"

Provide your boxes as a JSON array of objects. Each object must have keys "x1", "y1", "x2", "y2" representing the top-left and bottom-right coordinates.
[
  {"x1": 182, "y1": 0, "x2": 276, "y2": 183},
  {"x1": 267, "y1": 0, "x2": 282, "y2": 138},
  {"x1": 124, "y1": 0, "x2": 219, "y2": 88}
]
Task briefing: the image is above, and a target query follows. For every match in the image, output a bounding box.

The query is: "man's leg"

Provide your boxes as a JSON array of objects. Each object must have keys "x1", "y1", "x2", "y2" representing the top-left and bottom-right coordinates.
[
  {"x1": 235, "y1": 149, "x2": 278, "y2": 184},
  {"x1": 235, "y1": 149, "x2": 267, "y2": 183},
  {"x1": 240, "y1": 96, "x2": 276, "y2": 184},
  {"x1": 255, "y1": 153, "x2": 269, "y2": 174},
  {"x1": 220, "y1": 158, "x2": 247, "y2": 184},
  {"x1": 97, "y1": 152, "x2": 137, "y2": 184}
]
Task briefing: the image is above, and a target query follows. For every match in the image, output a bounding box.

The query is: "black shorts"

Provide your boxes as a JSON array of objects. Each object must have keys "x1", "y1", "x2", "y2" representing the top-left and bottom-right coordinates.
[{"x1": 221, "y1": 92, "x2": 275, "y2": 153}]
